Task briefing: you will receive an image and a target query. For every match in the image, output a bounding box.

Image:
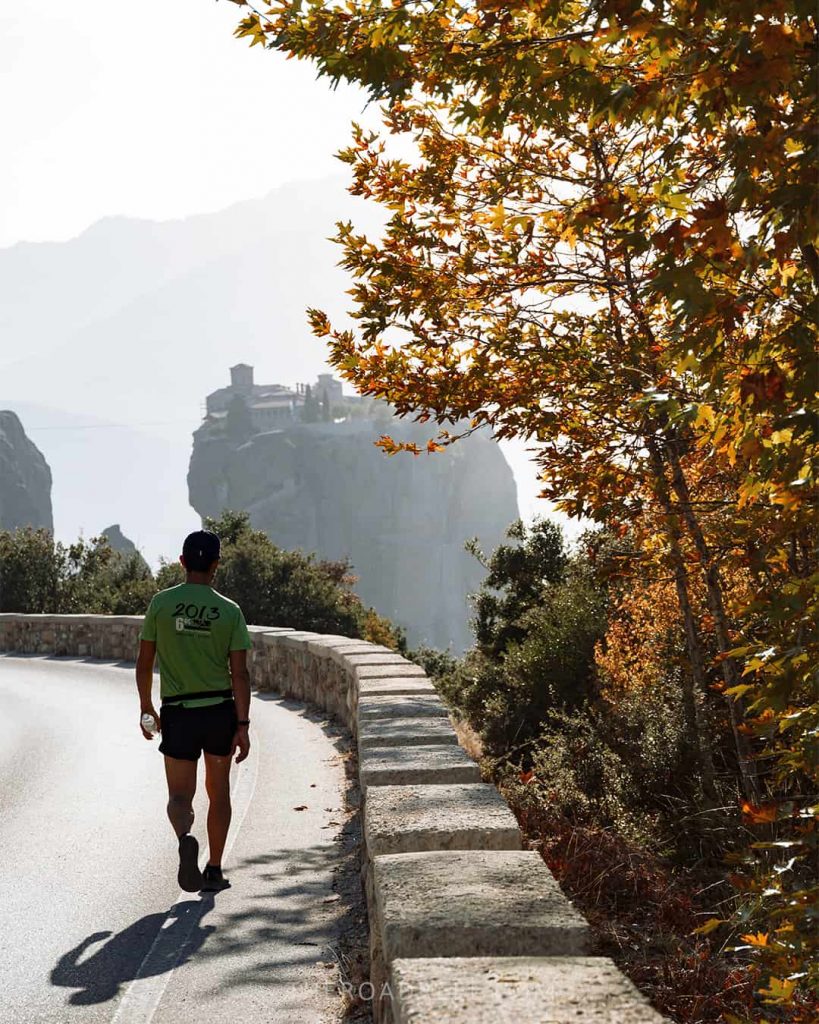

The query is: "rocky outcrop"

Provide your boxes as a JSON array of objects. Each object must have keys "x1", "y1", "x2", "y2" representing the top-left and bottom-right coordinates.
[
  {"x1": 0, "y1": 411, "x2": 53, "y2": 531},
  {"x1": 100, "y1": 523, "x2": 151, "y2": 573},
  {"x1": 100, "y1": 523, "x2": 135, "y2": 554},
  {"x1": 187, "y1": 414, "x2": 518, "y2": 651}
]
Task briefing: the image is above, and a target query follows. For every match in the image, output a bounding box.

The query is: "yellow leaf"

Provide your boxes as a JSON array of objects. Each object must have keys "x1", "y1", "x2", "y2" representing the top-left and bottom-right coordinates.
[
  {"x1": 675, "y1": 350, "x2": 699, "y2": 373},
  {"x1": 758, "y1": 977, "x2": 795, "y2": 1004},
  {"x1": 770, "y1": 485, "x2": 800, "y2": 509},
  {"x1": 725, "y1": 683, "x2": 755, "y2": 698},
  {"x1": 559, "y1": 222, "x2": 578, "y2": 248},
  {"x1": 692, "y1": 917, "x2": 724, "y2": 935},
  {"x1": 568, "y1": 43, "x2": 590, "y2": 66},
  {"x1": 740, "y1": 931, "x2": 769, "y2": 947},
  {"x1": 490, "y1": 202, "x2": 506, "y2": 230},
  {"x1": 509, "y1": 215, "x2": 535, "y2": 233}
]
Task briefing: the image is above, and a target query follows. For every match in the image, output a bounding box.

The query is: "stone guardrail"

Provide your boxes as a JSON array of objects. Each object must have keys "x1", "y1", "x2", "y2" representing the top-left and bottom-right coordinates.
[{"x1": 0, "y1": 614, "x2": 667, "y2": 1023}]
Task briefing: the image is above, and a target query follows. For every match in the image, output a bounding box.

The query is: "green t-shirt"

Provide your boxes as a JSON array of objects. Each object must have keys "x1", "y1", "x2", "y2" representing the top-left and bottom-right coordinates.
[{"x1": 139, "y1": 582, "x2": 251, "y2": 708}]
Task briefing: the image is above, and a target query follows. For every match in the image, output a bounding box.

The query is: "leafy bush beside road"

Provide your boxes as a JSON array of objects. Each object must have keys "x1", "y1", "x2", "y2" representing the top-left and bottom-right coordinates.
[
  {"x1": 0, "y1": 511, "x2": 403, "y2": 647},
  {"x1": 0, "y1": 527, "x2": 155, "y2": 615},
  {"x1": 412, "y1": 516, "x2": 816, "y2": 1021}
]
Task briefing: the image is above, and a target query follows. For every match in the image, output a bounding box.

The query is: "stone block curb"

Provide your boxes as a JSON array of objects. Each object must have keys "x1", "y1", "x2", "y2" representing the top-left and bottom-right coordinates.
[
  {"x1": 328, "y1": 643, "x2": 396, "y2": 666},
  {"x1": 360, "y1": 746, "x2": 482, "y2": 792},
  {"x1": 275, "y1": 631, "x2": 321, "y2": 649},
  {"x1": 358, "y1": 679, "x2": 437, "y2": 700},
  {"x1": 358, "y1": 717, "x2": 459, "y2": 751},
  {"x1": 306, "y1": 638, "x2": 393, "y2": 661},
  {"x1": 355, "y1": 662, "x2": 428, "y2": 680},
  {"x1": 343, "y1": 653, "x2": 420, "y2": 670},
  {"x1": 364, "y1": 783, "x2": 522, "y2": 858},
  {"x1": 357, "y1": 694, "x2": 451, "y2": 732},
  {"x1": 387, "y1": 956, "x2": 669, "y2": 1023},
  {"x1": 372, "y1": 850, "x2": 590, "y2": 963},
  {"x1": 350, "y1": 678, "x2": 438, "y2": 727}
]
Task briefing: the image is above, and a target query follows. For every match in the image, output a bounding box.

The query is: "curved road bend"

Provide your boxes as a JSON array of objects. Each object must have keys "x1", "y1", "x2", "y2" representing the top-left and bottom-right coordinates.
[{"x1": 0, "y1": 654, "x2": 353, "y2": 1024}]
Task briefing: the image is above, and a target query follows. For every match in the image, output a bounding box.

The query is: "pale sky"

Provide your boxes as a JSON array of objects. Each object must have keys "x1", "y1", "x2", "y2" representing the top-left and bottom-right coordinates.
[
  {"x1": 0, "y1": 1, "x2": 373, "y2": 247},
  {"x1": 2, "y1": 1, "x2": 587, "y2": 544}
]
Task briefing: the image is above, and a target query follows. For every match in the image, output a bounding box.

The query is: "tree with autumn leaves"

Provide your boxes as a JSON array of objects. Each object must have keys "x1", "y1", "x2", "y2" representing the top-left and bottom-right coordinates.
[{"x1": 229, "y1": 0, "x2": 817, "y2": 1012}]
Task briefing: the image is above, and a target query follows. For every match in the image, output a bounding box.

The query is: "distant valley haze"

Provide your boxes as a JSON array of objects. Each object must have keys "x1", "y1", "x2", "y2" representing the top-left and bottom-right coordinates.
[
  {"x1": 1, "y1": 178, "x2": 580, "y2": 569},
  {"x1": 0, "y1": 177, "x2": 383, "y2": 564}
]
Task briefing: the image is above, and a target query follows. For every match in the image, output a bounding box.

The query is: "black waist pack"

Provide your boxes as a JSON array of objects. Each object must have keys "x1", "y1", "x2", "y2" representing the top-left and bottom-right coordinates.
[{"x1": 161, "y1": 687, "x2": 234, "y2": 706}]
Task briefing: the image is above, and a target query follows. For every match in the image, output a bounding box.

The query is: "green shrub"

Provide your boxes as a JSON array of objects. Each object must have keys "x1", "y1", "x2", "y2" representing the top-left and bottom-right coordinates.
[
  {"x1": 0, "y1": 512, "x2": 404, "y2": 645},
  {"x1": 0, "y1": 527, "x2": 154, "y2": 614},
  {"x1": 0, "y1": 527, "x2": 59, "y2": 611},
  {"x1": 417, "y1": 516, "x2": 725, "y2": 850},
  {"x1": 495, "y1": 680, "x2": 691, "y2": 847},
  {"x1": 470, "y1": 517, "x2": 568, "y2": 657},
  {"x1": 425, "y1": 519, "x2": 609, "y2": 754}
]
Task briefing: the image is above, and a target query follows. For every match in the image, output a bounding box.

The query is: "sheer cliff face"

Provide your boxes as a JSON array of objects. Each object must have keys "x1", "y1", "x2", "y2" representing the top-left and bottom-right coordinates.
[
  {"x1": 0, "y1": 411, "x2": 53, "y2": 532},
  {"x1": 188, "y1": 418, "x2": 519, "y2": 651}
]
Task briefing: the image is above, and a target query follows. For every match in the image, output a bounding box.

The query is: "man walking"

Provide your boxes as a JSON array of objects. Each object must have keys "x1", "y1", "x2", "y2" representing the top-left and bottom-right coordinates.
[{"x1": 135, "y1": 529, "x2": 252, "y2": 893}]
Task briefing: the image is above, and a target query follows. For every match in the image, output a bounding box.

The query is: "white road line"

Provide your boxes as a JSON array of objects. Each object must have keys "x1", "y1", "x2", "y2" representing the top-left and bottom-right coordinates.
[{"x1": 110, "y1": 729, "x2": 261, "y2": 1024}]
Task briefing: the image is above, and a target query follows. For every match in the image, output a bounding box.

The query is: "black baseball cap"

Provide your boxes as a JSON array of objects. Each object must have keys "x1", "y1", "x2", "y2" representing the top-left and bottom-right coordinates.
[{"x1": 182, "y1": 530, "x2": 220, "y2": 572}]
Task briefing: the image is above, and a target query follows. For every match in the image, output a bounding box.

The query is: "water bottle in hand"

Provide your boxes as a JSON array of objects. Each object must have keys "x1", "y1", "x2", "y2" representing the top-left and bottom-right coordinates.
[{"x1": 141, "y1": 712, "x2": 159, "y2": 737}]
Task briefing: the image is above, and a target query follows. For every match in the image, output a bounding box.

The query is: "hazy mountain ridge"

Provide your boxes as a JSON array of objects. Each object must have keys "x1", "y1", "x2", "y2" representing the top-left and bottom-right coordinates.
[
  {"x1": 12, "y1": 224, "x2": 356, "y2": 424},
  {"x1": 0, "y1": 179, "x2": 389, "y2": 565},
  {"x1": 0, "y1": 179, "x2": 377, "y2": 368}
]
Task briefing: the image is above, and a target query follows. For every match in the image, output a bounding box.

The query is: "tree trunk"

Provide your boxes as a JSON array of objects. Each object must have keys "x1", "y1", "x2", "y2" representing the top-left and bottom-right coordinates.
[
  {"x1": 663, "y1": 434, "x2": 760, "y2": 802},
  {"x1": 647, "y1": 440, "x2": 717, "y2": 798}
]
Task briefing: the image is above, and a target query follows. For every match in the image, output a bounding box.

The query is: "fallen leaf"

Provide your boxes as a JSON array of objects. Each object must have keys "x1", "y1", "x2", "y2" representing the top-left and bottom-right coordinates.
[{"x1": 692, "y1": 918, "x2": 724, "y2": 935}]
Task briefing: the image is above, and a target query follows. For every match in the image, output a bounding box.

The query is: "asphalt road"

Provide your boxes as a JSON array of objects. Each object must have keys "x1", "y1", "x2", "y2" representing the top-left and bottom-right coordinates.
[{"x1": 0, "y1": 654, "x2": 354, "y2": 1024}]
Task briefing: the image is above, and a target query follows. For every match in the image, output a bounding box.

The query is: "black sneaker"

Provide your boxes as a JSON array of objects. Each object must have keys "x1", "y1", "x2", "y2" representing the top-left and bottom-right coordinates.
[
  {"x1": 200, "y1": 864, "x2": 231, "y2": 892},
  {"x1": 177, "y1": 834, "x2": 203, "y2": 892}
]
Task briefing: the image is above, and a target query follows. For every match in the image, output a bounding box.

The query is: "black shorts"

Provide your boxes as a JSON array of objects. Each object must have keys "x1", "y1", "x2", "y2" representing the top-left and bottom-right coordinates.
[{"x1": 158, "y1": 700, "x2": 238, "y2": 761}]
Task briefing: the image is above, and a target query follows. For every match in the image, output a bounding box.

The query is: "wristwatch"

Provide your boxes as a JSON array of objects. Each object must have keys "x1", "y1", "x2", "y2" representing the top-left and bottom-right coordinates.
[{"x1": 237, "y1": 719, "x2": 250, "y2": 726}]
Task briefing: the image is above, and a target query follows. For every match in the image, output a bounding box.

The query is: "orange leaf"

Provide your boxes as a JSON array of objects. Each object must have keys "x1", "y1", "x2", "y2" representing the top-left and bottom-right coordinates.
[{"x1": 741, "y1": 802, "x2": 778, "y2": 824}]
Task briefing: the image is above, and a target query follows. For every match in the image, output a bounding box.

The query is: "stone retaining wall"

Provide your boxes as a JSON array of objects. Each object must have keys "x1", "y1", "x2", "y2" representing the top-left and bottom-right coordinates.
[{"x1": 0, "y1": 614, "x2": 667, "y2": 1023}]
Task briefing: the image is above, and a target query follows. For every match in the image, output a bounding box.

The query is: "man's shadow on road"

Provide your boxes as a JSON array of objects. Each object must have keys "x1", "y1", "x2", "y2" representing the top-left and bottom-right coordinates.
[{"x1": 51, "y1": 898, "x2": 215, "y2": 1006}]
